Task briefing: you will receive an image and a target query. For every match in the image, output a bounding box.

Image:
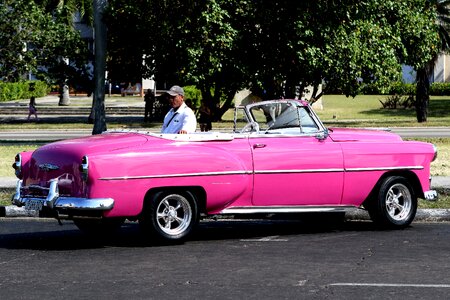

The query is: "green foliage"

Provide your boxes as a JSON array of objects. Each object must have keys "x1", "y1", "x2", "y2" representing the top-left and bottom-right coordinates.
[
  {"x1": 414, "y1": 0, "x2": 450, "y2": 122},
  {"x1": 384, "y1": 82, "x2": 450, "y2": 96},
  {"x1": 105, "y1": 0, "x2": 441, "y2": 120},
  {"x1": 183, "y1": 85, "x2": 202, "y2": 109},
  {"x1": 0, "y1": 0, "x2": 90, "y2": 89},
  {"x1": 0, "y1": 81, "x2": 49, "y2": 102},
  {"x1": 430, "y1": 82, "x2": 450, "y2": 95},
  {"x1": 388, "y1": 82, "x2": 416, "y2": 96}
]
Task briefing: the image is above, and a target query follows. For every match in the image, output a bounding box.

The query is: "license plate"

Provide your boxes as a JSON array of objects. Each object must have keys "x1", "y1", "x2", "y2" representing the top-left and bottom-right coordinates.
[{"x1": 25, "y1": 199, "x2": 44, "y2": 211}]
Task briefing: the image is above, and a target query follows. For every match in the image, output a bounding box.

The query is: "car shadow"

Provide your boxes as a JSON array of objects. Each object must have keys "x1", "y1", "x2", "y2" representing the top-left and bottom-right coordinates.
[{"x1": 0, "y1": 215, "x2": 396, "y2": 250}]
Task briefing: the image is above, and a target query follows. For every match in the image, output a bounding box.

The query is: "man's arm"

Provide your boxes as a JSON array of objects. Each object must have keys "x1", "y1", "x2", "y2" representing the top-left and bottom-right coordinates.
[{"x1": 179, "y1": 109, "x2": 197, "y2": 133}]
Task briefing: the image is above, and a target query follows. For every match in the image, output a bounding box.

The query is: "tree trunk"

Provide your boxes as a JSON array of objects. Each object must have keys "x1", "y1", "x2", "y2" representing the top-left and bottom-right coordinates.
[
  {"x1": 91, "y1": 0, "x2": 108, "y2": 134},
  {"x1": 284, "y1": 76, "x2": 297, "y2": 99},
  {"x1": 415, "y1": 67, "x2": 430, "y2": 123}
]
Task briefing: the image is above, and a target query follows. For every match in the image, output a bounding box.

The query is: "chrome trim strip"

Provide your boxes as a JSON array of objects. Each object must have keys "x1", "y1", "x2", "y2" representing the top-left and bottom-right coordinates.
[
  {"x1": 345, "y1": 166, "x2": 423, "y2": 172},
  {"x1": 255, "y1": 168, "x2": 343, "y2": 174},
  {"x1": 99, "y1": 170, "x2": 252, "y2": 181},
  {"x1": 220, "y1": 206, "x2": 355, "y2": 214},
  {"x1": 38, "y1": 163, "x2": 60, "y2": 171},
  {"x1": 98, "y1": 165, "x2": 424, "y2": 181}
]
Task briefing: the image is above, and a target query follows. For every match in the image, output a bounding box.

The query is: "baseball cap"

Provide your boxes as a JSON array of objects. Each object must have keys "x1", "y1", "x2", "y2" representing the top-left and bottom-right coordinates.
[{"x1": 166, "y1": 85, "x2": 184, "y2": 97}]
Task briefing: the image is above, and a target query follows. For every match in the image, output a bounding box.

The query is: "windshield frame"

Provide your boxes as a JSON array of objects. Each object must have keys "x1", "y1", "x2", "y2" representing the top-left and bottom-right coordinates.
[{"x1": 234, "y1": 99, "x2": 327, "y2": 136}]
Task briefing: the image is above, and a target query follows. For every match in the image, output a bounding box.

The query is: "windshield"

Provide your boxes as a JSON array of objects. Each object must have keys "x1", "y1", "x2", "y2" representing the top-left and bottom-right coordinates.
[{"x1": 247, "y1": 101, "x2": 319, "y2": 134}]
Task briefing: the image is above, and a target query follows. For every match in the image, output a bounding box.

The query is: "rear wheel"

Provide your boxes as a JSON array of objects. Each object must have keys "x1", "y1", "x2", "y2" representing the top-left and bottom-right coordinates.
[
  {"x1": 140, "y1": 191, "x2": 199, "y2": 242},
  {"x1": 366, "y1": 176, "x2": 417, "y2": 229}
]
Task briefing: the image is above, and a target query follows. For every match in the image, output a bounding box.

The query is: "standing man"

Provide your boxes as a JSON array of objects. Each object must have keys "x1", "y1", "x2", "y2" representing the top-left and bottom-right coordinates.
[
  {"x1": 161, "y1": 85, "x2": 197, "y2": 134},
  {"x1": 144, "y1": 88, "x2": 155, "y2": 122}
]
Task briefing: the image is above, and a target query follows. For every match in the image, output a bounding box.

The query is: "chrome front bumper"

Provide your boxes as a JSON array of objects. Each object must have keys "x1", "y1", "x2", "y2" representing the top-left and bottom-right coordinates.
[{"x1": 12, "y1": 179, "x2": 114, "y2": 211}]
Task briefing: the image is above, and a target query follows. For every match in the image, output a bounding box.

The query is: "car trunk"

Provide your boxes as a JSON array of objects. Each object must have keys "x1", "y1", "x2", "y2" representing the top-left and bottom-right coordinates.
[{"x1": 22, "y1": 132, "x2": 148, "y2": 198}]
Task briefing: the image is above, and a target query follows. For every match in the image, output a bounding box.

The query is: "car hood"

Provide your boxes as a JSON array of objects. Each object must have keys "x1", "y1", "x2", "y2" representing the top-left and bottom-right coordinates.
[
  {"x1": 328, "y1": 128, "x2": 402, "y2": 142},
  {"x1": 35, "y1": 132, "x2": 149, "y2": 157}
]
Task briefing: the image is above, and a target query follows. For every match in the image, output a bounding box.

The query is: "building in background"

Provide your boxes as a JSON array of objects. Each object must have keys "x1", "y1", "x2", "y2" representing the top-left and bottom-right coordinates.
[{"x1": 402, "y1": 53, "x2": 450, "y2": 83}]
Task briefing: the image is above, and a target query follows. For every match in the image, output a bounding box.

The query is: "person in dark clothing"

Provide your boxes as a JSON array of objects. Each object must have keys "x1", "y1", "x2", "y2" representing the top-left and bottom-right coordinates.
[
  {"x1": 198, "y1": 102, "x2": 212, "y2": 132},
  {"x1": 144, "y1": 89, "x2": 155, "y2": 121},
  {"x1": 27, "y1": 96, "x2": 38, "y2": 121}
]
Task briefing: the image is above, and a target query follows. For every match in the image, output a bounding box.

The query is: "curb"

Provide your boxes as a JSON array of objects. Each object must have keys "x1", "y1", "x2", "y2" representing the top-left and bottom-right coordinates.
[
  {"x1": 345, "y1": 208, "x2": 450, "y2": 222},
  {"x1": 0, "y1": 206, "x2": 39, "y2": 218}
]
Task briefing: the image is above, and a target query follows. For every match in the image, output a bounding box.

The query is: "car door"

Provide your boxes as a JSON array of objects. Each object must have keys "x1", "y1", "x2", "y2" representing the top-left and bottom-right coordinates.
[
  {"x1": 251, "y1": 135, "x2": 344, "y2": 206},
  {"x1": 247, "y1": 102, "x2": 344, "y2": 206}
]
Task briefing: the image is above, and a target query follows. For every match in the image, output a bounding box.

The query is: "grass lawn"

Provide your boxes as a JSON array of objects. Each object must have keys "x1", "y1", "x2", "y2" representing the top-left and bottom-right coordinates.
[
  {"x1": 315, "y1": 95, "x2": 450, "y2": 127},
  {"x1": 0, "y1": 144, "x2": 40, "y2": 177}
]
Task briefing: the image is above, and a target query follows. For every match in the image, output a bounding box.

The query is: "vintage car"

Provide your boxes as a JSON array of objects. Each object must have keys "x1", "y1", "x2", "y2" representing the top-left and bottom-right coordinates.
[{"x1": 10, "y1": 99, "x2": 437, "y2": 241}]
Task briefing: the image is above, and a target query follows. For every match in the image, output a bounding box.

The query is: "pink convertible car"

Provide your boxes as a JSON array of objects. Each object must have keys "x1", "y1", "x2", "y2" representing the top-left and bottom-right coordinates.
[{"x1": 10, "y1": 100, "x2": 437, "y2": 241}]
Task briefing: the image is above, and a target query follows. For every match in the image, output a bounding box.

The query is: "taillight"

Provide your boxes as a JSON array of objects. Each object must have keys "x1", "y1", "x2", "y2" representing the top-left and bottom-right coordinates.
[
  {"x1": 12, "y1": 153, "x2": 22, "y2": 179},
  {"x1": 80, "y1": 155, "x2": 89, "y2": 182}
]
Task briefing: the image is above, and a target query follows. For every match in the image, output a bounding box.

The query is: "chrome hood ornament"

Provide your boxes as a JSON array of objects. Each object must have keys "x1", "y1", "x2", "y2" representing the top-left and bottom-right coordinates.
[{"x1": 38, "y1": 163, "x2": 60, "y2": 171}]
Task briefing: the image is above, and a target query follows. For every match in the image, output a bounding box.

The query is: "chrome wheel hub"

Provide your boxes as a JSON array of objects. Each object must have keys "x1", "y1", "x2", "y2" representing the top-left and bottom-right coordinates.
[
  {"x1": 156, "y1": 194, "x2": 192, "y2": 236},
  {"x1": 386, "y1": 183, "x2": 412, "y2": 221}
]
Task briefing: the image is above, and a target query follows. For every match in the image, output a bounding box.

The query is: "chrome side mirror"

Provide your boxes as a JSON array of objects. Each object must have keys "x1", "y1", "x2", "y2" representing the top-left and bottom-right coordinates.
[{"x1": 315, "y1": 129, "x2": 329, "y2": 141}]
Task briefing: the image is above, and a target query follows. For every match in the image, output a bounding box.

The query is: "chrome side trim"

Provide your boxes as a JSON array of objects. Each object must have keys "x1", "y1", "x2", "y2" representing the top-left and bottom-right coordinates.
[
  {"x1": 220, "y1": 206, "x2": 355, "y2": 214},
  {"x1": 99, "y1": 170, "x2": 252, "y2": 181},
  {"x1": 255, "y1": 168, "x2": 343, "y2": 174},
  {"x1": 345, "y1": 166, "x2": 424, "y2": 172},
  {"x1": 98, "y1": 166, "x2": 425, "y2": 181}
]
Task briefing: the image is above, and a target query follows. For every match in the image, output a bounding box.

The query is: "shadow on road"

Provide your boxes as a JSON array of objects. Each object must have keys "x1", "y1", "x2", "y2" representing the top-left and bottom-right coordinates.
[{"x1": 0, "y1": 216, "x2": 395, "y2": 251}]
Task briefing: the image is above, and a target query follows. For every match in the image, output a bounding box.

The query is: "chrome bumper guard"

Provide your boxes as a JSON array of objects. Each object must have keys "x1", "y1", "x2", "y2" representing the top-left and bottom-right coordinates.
[
  {"x1": 12, "y1": 179, "x2": 114, "y2": 211},
  {"x1": 424, "y1": 190, "x2": 438, "y2": 201}
]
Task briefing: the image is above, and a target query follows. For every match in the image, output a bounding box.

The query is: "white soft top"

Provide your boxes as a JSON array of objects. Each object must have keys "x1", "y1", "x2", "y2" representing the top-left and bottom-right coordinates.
[{"x1": 106, "y1": 129, "x2": 236, "y2": 141}]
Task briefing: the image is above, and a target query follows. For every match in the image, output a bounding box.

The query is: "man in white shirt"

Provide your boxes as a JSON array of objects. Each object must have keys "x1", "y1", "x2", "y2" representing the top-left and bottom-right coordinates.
[{"x1": 161, "y1": 85, "x2": 197, "y2": 134}]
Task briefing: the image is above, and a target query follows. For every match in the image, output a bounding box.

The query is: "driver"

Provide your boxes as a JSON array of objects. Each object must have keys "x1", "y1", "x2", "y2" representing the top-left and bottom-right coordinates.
[{"x1": 161, "y1": 85, "x2": 197, "y2": 134}]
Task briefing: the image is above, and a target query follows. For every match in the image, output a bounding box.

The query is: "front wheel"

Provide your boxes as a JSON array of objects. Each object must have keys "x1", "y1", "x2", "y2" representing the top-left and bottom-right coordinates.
[
  {"x1": 140, "y1": 191, "x2": 199, "y2": 242},
  {"x1": 366, "y1": 176, "x2": 417, "y2": 229}
]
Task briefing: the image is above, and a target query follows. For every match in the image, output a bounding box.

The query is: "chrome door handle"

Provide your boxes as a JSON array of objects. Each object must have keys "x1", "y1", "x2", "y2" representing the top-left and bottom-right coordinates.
[{"x1": 253, "y1": 144, "x2": 266, "y2": 149}]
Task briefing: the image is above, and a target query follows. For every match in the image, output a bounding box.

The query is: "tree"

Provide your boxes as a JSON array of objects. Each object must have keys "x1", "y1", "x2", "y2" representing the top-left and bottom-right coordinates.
[
  {"x1": 91, "y1": 0, "x2": 108, "y2": 134},
  {"x1": 106, "y1": 0, "x2": 249, "y2": 120},
  {"x1": 104, "y1": 0, "x2": 439, "y2": 121},
  {"x1": 415, "y1": 0, "x2": 450, "y2": 122},
  {"x1": 34, "y1": 0, "x2": 93, "y2": 106},
  {"x1": 243, "y1": 1, "x2": 439, "y2": 101},
  {"x1": 0, "y1": 1, "x2": 85, "y2": 84}
]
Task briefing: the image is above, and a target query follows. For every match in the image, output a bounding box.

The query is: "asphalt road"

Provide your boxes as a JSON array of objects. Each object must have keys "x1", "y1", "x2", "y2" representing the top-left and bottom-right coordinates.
[
  {"x1": 0, "y1": 218, "x2": 449, "y2": 299},
  {"x1": 390, "y1": 127, "x2": 450, "y2": 138}
]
